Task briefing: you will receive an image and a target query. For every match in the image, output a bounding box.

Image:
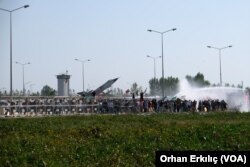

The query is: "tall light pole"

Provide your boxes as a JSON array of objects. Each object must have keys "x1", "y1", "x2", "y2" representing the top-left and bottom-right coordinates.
[
  {"x1": 207, "y1": 45, "x2": 232, "y2": 86},
  {"x1": 16, "y1": 61, "x2": 30, "y2": 96},
  {"x1": 147, "y1": 55, "x2": 161, "y2": 95},
  {"x1": 147, "y1": 28, "x2": 176, "y2": 98},
  {"x1": 147, "y1": 55, "x2": 162, "y2": 79},
  {"x1": 24, "y1": 81, "x2": 31, "y2": 96},
  {"x1": 0, "y1": 5, "x2": 29, "y2": 96},
  {"x1": 75, "y1": 58, "x2": 90, "y2": 92},
  {"x1": 29, "y1": 83, "x2": 35, "y2": 95}
]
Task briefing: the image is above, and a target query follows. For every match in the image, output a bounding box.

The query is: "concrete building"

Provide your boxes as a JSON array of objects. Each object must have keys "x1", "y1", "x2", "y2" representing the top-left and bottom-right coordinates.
[{"x1": 57, "y1": 71, "x2": 71, "y2": 96}]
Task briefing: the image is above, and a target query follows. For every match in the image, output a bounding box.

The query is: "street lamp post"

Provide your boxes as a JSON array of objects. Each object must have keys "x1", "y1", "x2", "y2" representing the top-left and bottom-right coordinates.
[
  {"x1": 16, "y1": 61, "x2": 30, "y2": 96},
  {"x1": 207, "y1": 45, "x2": 232, "y2": 86},
  {"x1": 29, "y1": 83, "x2": 35, "y2": 95},
  {"x1": 0, "y1": 5, "x2": 29, "y2": 96},
  {"x1": 75, "y1": 59, "x2": 90, "y2": 92},
  {"x1": 147, "y1": 55, "x2": 161, "y2": 95},
  {"x1": 147, "y1": 28, "x2": 177, "y2": 98},
  {"x1": 24, "y1": 81, "x2": 31, "y2": 95}
]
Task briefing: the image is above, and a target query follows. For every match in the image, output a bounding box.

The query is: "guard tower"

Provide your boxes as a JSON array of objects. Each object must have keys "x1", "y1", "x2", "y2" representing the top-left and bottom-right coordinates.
[{"x1": 57, "y1": 71, "x2": 71, "y2": 96}]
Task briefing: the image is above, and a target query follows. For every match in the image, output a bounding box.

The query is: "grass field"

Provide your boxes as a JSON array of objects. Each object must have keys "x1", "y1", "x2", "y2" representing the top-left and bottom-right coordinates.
[{"x1": 0, "y1": 112, "x2": 250, "y2": 166}]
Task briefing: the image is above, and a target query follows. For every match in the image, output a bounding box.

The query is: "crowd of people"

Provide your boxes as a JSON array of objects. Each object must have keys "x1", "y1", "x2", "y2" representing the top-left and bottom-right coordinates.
[
  {"x1": 0, "y1": 96, "x2": 228, "y2": 116},
  {"x1": 157, "y1": 98, "x2": 227, "y2": 112}
]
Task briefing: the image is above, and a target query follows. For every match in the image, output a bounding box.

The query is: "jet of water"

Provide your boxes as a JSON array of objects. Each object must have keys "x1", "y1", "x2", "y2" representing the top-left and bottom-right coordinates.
[{"x1": 175, "y1": 79, "x2": 249, "y2": 112}]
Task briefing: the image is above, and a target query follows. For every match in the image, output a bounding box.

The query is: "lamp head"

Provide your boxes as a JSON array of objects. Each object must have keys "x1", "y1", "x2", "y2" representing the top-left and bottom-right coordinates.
[
  {"x1": 147, "y1": 29, "x2": 152, "y2": 32},
  {"x1": 172, "y1": 28, "x2": 177, "y2": 31},
  {"x1": 24, "y1": 5, "x2": 29, "y2": 8},
  {"x1": 207, "y1": 46, "x2": 211, "y2": 48},
  {"x1": 228, "y1": 45, "x2": 232, "y2": 48}
]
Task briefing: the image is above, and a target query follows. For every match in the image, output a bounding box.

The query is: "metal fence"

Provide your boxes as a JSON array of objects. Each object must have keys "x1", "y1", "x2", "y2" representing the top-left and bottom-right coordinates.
[{"x1": 0, "y1": 103, "x2": 141, "y2": 117}]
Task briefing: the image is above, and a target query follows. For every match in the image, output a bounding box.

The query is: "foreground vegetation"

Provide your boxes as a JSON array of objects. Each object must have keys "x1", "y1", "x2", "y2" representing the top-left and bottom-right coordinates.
[{"x1": 0, "y1": 112, "x2": 250, "y2": 166}]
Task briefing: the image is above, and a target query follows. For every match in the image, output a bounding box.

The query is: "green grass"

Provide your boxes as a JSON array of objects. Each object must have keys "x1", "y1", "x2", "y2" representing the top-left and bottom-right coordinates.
[{"x1": 1, "y1": 112, "x2": 250, "y2": 166}]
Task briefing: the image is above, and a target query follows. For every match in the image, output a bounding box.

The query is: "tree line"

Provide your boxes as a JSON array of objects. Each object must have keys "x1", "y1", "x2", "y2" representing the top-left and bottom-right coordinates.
[
  {"x1": 148, "y1": 72, "x2": 210, "y2": 96},
  {"x1": 147, "y1": 72, "x2": 246, "y2": 96}
]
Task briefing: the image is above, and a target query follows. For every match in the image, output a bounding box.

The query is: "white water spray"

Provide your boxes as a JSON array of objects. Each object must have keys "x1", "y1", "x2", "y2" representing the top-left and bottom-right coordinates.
[{"x1": 174, "y1": 79, "x2": 250, "y2": 112}]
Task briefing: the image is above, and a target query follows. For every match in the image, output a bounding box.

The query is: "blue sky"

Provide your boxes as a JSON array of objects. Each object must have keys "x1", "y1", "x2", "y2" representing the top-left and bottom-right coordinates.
[{"x1": 0, "y1": 0, "x2": 250, "y2": 93}]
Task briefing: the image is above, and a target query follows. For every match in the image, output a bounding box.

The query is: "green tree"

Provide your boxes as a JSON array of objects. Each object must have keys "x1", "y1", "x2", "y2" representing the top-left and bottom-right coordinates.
[
  {"x1": 224, "y1": 83, "x2": 230, "y2": 87},
  {"x1": 149, "y1": 78, "x2": 160, "y2": 95},
  {"x1": 186, "y1": 72, "x2": 210, "y2": 87},
  {"x1": 160, "y1": 76, "x2": 179, "y2": 96},
  {"x1": 149, "y1": 77, "x2": 179, "y2": 96},
  {"x1": 13, "y1": 89, "x2": 20, "y2": 96},
  {"x1": 110, "y1": 88, "x2": 124, "y2": 96},
  {"x1": 31, "y1": 91, "x2": 40, "y2": 96},
  {"x1": 245, "y1": 87, "x2": 250, "y2": 97},
  {"x1": 41, "y1": 85, "x2": 56, "y2": 96},
  {"x1": 130, "y1": 82, "x2": 142, "y2": 95}
]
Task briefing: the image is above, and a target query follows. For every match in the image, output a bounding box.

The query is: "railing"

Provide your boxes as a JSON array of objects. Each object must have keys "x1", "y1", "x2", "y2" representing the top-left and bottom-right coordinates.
[{"x1": 0, "y1": 104, "x2": 140, "y2": 117}]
